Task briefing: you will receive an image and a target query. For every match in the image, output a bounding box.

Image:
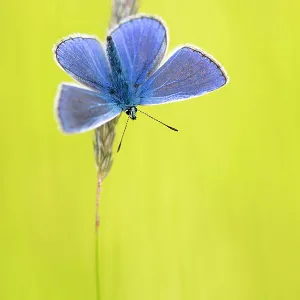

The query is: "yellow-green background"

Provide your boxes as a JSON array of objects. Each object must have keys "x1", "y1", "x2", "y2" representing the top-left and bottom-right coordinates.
[{"x1": 1, "y1": 0, "x2": 299, "y2": 299}]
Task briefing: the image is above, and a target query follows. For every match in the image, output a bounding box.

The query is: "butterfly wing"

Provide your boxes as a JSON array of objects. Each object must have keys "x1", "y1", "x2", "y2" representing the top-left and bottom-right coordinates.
[
  {"x1": 138, "y1": 46, "x2": 228, "y2": 105},
  {"x1": 109, "y1": 15, "x2": 168, "y2": 86},
  {"x1": 55, "y1": 84, "x2": 121, "y2": 134},
  {"x1": 54, "y1": 36, "x2": 112, "y2": 94}
]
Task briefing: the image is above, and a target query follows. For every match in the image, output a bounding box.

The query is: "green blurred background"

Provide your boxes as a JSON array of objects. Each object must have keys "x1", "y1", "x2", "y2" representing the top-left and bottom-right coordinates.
[{"x1": 1, "y1": 0, "x2": 299, "y2": 299}]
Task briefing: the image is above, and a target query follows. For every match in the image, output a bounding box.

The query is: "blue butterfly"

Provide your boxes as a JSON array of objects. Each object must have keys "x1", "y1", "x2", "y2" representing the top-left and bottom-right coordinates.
[{"x1": 54, "y1": 15, "x2": 228, "y2": 145}]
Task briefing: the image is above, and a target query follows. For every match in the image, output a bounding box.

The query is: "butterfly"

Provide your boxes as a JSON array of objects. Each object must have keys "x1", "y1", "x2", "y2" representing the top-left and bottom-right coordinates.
[{"x1": 53, "y1": 15, "x2": 228, "y2": 149}]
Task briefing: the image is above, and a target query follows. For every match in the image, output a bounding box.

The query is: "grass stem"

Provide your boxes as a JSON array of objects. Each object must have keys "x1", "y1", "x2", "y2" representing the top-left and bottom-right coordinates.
[{"x1": 95, "y1": 171, "x2": 102, "y2": 300}]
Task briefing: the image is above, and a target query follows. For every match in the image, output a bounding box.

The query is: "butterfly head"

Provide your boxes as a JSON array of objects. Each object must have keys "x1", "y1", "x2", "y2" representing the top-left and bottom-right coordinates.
[{"x1": 125, "y1": 106, "x2": 137, "y2": 120}]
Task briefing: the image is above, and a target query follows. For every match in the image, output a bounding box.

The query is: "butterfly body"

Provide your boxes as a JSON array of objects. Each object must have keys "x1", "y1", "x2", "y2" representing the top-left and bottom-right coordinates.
[{"x1": 53, "y1": 15, "x2": 228, "y2": 134}]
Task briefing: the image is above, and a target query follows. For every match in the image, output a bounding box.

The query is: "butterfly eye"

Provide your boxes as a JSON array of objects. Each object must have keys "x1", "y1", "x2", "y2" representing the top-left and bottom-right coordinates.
[{"x1": 125, "y1": 107, "x2": 137, "y2": 120}]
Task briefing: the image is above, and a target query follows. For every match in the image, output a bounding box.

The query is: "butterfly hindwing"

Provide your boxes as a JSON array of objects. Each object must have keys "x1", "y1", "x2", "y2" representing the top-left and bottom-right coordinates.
[
  {"x1": 138, "y1": 46, "x2": 228, "y2": 105},
  {"x1": 109, "y1": 15, "x2": 168, "y2": 86},
  {"x1": 55, "y1": 84, "x2": 121, "y2": 134},
  {"x1": 54, "y1": 36, "x2": 112, "y2": 94}
]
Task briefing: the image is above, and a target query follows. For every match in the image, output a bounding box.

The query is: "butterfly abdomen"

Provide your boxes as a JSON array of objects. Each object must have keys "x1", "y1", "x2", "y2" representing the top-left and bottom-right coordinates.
[{"x1": 106, "y1": 36, "x2": 134, "y2": 108}]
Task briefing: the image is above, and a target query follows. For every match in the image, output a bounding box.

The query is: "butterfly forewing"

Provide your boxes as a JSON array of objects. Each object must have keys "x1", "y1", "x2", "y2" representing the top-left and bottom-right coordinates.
[
  {"x1": 139, "y1": 46, "x2": 228, "y2": 105},
  {"x1": 54, "y1": 36, "x2": 112, "y2": 94},
  {"x1": 109, "y1": 16, "x2": 168, "y2": 86}
]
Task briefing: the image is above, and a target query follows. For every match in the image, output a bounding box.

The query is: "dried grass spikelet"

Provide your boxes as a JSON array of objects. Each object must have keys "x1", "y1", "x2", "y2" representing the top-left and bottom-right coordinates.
[
  {"x1": 93, "y1": 0, "x2": 138, "y2": 182},
  {"x1": 93, "y1": 114, "x2": 120, "y2": 180},
  {"x1": 111, "y1": 0, "x2": 139, "y2": 27}
]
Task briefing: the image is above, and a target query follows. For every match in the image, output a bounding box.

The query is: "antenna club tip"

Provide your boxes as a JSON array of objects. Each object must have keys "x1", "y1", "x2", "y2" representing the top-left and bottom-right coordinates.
[
  {"x1": 137, "y1": 109, "x2": 178, "y2": 131},
  {"x1": 168, "y1": 126, "x2": 178, "y2": 131}
]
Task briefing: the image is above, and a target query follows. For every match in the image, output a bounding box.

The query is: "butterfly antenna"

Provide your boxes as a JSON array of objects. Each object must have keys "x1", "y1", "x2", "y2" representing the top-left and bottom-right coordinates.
[
  {"x1": 117, "y1": 115, "x2": 130, "y2": 152},
  {"x1": 136, "y1": 109, "x2": 178, "y2": 131}
]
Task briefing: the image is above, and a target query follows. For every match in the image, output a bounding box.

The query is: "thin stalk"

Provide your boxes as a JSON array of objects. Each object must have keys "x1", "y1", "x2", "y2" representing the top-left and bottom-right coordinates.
[
  {"x1": 95, "y1": 171, "x2": 102, "y2": 300},
  {"x1": 95, "y1": 231, "x2": 100, "y2": 300},
  {"x1": 93, "y1": 1, "x2": 138, "y2": 299},
  {"x1": 95, "y1": 171, "x2": 101, "y2": 232}
]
